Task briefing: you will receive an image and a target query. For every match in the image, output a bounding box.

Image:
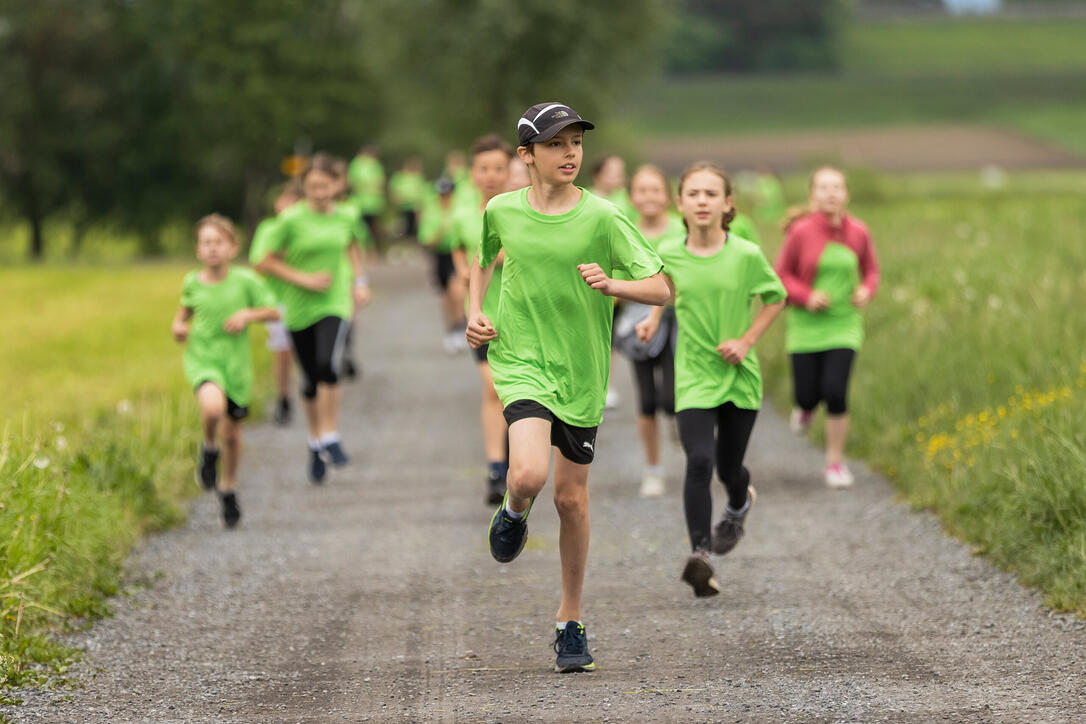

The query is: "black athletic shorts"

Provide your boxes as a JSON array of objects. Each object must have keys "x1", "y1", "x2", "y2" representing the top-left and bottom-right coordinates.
[
  {"x1": 432, "y1": 251, "x2": 455, "y2": 290},
  {"x1": 195, "y1": 381, "x2": 249, "y2": 421},
  {"x1": 473, "y1": 343, "x2": 489, "y2": 363},
  {"x1": 503, "y1": 399, "x2": 598, "y2": 465}
]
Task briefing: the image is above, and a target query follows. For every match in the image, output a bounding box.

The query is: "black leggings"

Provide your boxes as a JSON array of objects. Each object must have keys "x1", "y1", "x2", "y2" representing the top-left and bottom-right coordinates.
[
  {"x1": 677, "y1": 403, "x2": 758, "y2": 552},
  {"x1": 290, "y1": 316, "x2": 348, "y2": 399},
  {"x1": 791, "y1": 348, "x2": 856, "y2": 415},
  {"x1": 631, "y1": 337, "x2": 675, "y2": 417}
]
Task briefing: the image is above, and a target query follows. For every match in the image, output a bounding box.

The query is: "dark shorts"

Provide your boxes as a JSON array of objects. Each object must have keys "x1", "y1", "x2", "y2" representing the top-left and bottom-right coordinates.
[
  {"x1": 432, "y1": 251, "x2": 455, "y2": 290},
  {"x1": 503, "y1": 399, "x2": 598, "y2": 465},
  {"x1": 473, "y1": 343, "x2": 489, "y2": 364},
  {"x1": 195, "y1": 381, "x2": 249, "y2": 421}
]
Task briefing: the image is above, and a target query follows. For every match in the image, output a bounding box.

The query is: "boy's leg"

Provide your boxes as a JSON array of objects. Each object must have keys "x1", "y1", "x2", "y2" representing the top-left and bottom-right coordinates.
[
  {"x1": 478, "y1": 361, "x2": 509, "y2": 503},
  {"x1": 220, "y1": 417, "x2": 242, "y2": 493},
  {"x1": 196, "y1": 383, "x2": 227, "y2": 445},
  {"x1": 274, "y1": 349, "x2": 293, "y2": 402},
  {"x1": 506, "y1": 416, "x2": 552, "y2": 511},
  {"x1": 552, "y1": 454, "x2": 591, "y2": 623}
]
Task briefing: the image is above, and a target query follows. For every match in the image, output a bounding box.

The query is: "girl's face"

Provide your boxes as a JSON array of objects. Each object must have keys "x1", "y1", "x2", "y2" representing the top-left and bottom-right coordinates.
[
  {"x1": 676, "y1": 169, "x2": 733, "y2": 231},
  {"x1": 471, "y1": 149, "x2": 511, "y2": 201},
  {"x1": 519, "y1": 125, "x2": 583, "y2": 186},
  {"x1": 809, "y1": 169, "x2": 849, "y2": 216},
  {"x1": 506, "y1": 158, "x2": 531, "y2": 191},
  {"x1": 304, "y1": 169, "x2": 336, "y2": 211},
  {"x1": 196, "y1": 224, "x2": 237, "y2": 267},
  {"x1": 594, "y1": 157, "x2": 625, "y2": 195},
  {"x1": 630, "y1": 170, "x2": 669, "y2": 220}
]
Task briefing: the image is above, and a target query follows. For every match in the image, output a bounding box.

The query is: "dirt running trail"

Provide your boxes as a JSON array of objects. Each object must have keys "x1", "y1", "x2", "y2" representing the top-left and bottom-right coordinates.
[{"x1": 7, "y1": 259, "x2": 1085, "y2": 723}]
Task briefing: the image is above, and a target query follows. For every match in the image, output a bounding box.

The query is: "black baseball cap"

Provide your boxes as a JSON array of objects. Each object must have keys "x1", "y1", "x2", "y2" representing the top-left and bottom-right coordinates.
[
  {"x1": 435, "y1": 177, "x2": 455, "y2": 195},
  {"x1": 517, "y1": 103, "x2": 595, "y2": 146}
]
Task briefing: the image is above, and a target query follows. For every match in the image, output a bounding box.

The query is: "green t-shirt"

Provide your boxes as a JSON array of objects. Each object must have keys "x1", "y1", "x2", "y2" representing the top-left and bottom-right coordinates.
[
  {"x1": 420, "y1": 201, "x2": 458, "y2": 253},
  {"x1": 180, "y1": 267, "x2": 274, "y2": 407},
  {"x1": 730, "y1": 213, "x2": 761, "y2": 246},
  {"x1": 389, "y1": 170, "x2": 425, "y2": 211},
  {"x1": 267, "y1": 203, "x2": 366, "y2": 331},
  {"x1": 480, "y1": 187, "x2": 663, "y2": 427},
  {"x1": 604, "y1": 188, "x2": 637, "y2": 221},
  {"x1": 786, "y1": 242, "x2": 863, "y2": 353},
  {"x1": 249, "y1": 217, "x2": 287, "y2": 303},
  {"x1": 347, "y1": 156, "x2": 386, "y2": 215},
  {"x1": 616, "y1": 214, "x2": 686, "y2": 281},
  {"x1": 451, "y1": 201, "x2": 502, "y2": 321},
  {"x1": 659, "y1": 234, "x2": 786, "y2": 412},
  {"x1": 754, "y1": 173, "x2": 785, "y2": 224}
]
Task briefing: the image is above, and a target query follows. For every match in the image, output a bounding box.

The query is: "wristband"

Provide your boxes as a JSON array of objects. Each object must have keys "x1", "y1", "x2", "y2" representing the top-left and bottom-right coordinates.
[{"x1": 353, "y1": 276, "x2": 369, "y2": 288}]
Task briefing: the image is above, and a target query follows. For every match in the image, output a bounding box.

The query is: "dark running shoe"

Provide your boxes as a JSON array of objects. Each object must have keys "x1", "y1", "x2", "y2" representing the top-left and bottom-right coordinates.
[
  {"x1": 488, "y1": 491, "x2": 533, "y2": 563},
  {"x1": 681, "y1": 549, "x2": 720, "y2": 598},
  {"x1": 309, "y1": 447, "x2": 329, "y2": 485},
  {"x1": 553, "y1": 621, "x2": 595, "y2": 673},
  {"x1": 197, "y1": 444, "x2": 219, "y2": 491},
  {"x1": 711, "y1": 486, "x2": 757, "y2": 556},
  {"x1": 220, "y1": 491, "x2": 241, "y2": 528},
  {"x1": 324, "y1": 440, "x2": 350, "y2": 467},
  {"x1": 274, "y1": 398, "x2": 292, "y2": 426},
  {"x1": 485, "y1": 472, "x2": 506, "y2": 506},
  {"x1": 342, "y1": 358, "x2": 358, "y2": 380}
]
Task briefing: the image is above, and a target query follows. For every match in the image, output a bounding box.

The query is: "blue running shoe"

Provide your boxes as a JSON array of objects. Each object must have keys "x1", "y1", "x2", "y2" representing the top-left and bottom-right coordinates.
[
  {"x1": 309, "y1": 447, "x2": 329, "y2": 485},
  {"x1": 324, "y1": 440, "x2": 350, "y2": 467},
  {"x1": 488, "y1": 491, "x2": 533, "y2": 563},
  {"x1": 553, "y1": 621, "x2": 595, "y2": 673}
]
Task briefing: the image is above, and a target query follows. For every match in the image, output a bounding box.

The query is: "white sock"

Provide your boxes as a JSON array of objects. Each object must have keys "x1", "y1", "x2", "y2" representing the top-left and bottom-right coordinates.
[
  {"x1": 645, "y1": 464, "x2": 664, "y2": 476},
  {"x1": 308, "y1": 438, "x2": 322, "y2": 451},
  {"x1": 555, "y1": 621, "x2": 566, "y2": 630},
  {"x1": 319, "y1": 431, "x2": 340, "y2": 446},
  {"x1": 726, "y1": 497, "x2": 751, "y2": 517},
  {"x1": 504, "y1": 504, "x2": 525, "y2": 520}
]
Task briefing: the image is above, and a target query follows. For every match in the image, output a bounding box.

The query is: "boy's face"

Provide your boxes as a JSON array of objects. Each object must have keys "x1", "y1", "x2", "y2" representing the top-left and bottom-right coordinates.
[
  {"x1": 471, "y1": 149, "x2": 511, "y2": 200},
  {"x1": 196, "y1": 225, "x2": 238, "y2": 266},
  {"x1": 630, "y1": 171, "x2": 669, "y2": 220},
  {"x1": 519, "y1": 125, "x2": 584, "y2": 186},
  {"x1": 304, "y1": 170, "x2": 336, "y2": 211}
]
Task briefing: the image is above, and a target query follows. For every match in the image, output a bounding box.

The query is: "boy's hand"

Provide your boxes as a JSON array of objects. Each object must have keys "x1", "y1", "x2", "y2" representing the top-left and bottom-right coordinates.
[
  {"x1": 578, "y1": 263, "x2": 614, "y2": 296},
  {"x1": 635, "y1": 316, "x2": 659, "y2": 343},
  {"x1": 717, "y1": 339, "x2": 751, "y2": 365},
  {"x1": 353, "y1": 284, "x2": 371, "y2": 308},
  {"x1": 302, "y1": 271, "x2": 333, "y2": 292},
  {"x1": 172, "y1": 320, "x2": 189, "y2": 343},
  {"x1": 223, "y1": 310, "x2": 251, "y2": 334},
  {"x1": 466, "y1": 313, "x2": 497, "y2": 349}
]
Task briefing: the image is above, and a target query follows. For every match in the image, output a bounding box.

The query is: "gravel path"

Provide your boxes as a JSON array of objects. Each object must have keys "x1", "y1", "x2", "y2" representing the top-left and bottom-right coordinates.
[{"x1": 6, "y1": 259, "x2": 1085, "y2": 723}]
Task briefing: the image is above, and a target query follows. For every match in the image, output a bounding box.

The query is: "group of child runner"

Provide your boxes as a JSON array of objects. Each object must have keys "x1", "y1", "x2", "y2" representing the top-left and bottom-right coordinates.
[{"x1": 172, "y1": 101, "x2": 878, "y2": 673}]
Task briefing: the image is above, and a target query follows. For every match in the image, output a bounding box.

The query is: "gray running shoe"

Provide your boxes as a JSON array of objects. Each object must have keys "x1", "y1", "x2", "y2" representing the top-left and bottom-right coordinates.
[
  {"x1": 680, "y1": 549, "x2": 719, "y2": 598},
  {"x1": 711, "y1": 486, "x2": 756, "y2": 556}
]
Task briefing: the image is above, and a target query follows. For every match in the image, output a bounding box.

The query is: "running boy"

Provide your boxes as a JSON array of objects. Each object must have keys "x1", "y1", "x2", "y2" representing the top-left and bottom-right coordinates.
[
  {"x1": 775, "y1": 167, "x2": 879, "y2": 488},
  {"x1": 449, "y1": 134, "x2": 512, "y2": 504},
  {"x1": 637, "y1": 162, "x2": 785, "y2": 597},
  {"x1": 420, "y1": 177, "x2": 466, "y2": 353},
  {"x1": 467, "y1": 103, "x2": 671, "y2": 673},
  {"x1": 172, "y1": 214, "x2": 279, "y2": 528}
]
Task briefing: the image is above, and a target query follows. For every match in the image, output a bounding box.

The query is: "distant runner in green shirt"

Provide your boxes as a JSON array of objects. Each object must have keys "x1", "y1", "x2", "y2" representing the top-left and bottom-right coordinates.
[
  {"x1": 774, "y1": 167, "x2": 879, "y2": 490},
  {"x1": 389, "y1": 157, "x2": 426, "y2": 241},
  {"x1": 255, "y1": 153, "x2": 371, "y2": 485},
  {"x1": 347, "y1": 145, "x2": 387, "y2": 251},
  {"x1": 467, "y1": 103, "x2": 671, "y2": 674},
  {"x1": 638, "y1": 162, "x2": 785, "y2": 598},
  {"x1": 172, "y1": 214, "x2": 279, "y2": 529},
  {"x1": 615, "y1": 164, "x2": 685, "y2": 499},
  {"x1": 419, "y1": 177, "x2": 466, "y2": 353},
  {"x1": 250, "y1": 181, "x2": 303, "y2": 426},
  {"x1": 448, "y1": 134, "x2": 514, "y2": 506}
]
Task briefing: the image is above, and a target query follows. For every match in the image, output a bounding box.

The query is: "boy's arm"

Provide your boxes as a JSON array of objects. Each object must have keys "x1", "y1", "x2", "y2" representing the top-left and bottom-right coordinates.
[
  {"x1": 256, "y1": 252, "x2": 331, "y2": 292},
  {"x1": 223, "y1": 306, "x2": 280, "y2": 334},
  {"x1": 349, "y1": 242, "x2": 371, "y2": 307},
  {"x1": 578, "y1": 265, "x2": 672, "y2": 306},
  {"x1": 466, "y1": 252, "x2": 497, "y2": 349},
  {"x1": 172, "y1": 306, "x2": 193, "y2": 343}
]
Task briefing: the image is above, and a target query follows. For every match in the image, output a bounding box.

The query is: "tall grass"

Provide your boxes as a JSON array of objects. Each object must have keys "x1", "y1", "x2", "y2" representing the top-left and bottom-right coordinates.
[
  {"x1": 0, "y1": 263, "x2": 271, "y2": 693},
  {"x1": 756, "y1": 172, "x2": 1086, "y2": 611}
]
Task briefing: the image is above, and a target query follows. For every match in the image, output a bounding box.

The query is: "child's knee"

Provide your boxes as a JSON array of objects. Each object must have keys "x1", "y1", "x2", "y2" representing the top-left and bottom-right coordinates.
[
  {"x1": 553, "y1": 486, "x2": 588, "y2": 518},
  {"x1": 508, "y1": 462, "x2": 547, "y2": 497}
]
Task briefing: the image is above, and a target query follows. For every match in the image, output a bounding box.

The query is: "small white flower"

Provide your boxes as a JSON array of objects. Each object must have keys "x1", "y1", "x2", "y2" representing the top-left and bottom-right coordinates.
[
  {"x1": 891, "y1": 287, "x2": 909, "y2": 303},
  {"x1": 117, "y1": 399, "x2": 132, "y2": 415},
  {"x1": 988, "y1": 295, "x2": 1003, "y2": 310},
  {"x1": 33, "y1": 457, "x2": 50, "y2": 470},
  {"x1": 51, "y1": 421, "x2": 65, "y2": 433},
  {"x1": 953, "y1": 270, "x2": 967, "y2": 285},
  {"x1": 979, "y1": 164, "x2": 1007, "y2": 189},
  {"x1": 55, "y1": 436, "x2": 68, "y2": 450},
  {"x1": 963, "y1": 287, "x2": 977, "y2": 302}
]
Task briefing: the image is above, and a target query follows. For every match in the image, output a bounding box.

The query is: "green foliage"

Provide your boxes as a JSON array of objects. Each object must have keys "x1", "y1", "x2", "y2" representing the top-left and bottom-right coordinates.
[
  {"x1": 756, "y1": 170, "x2": 1086, "y2": 612},
  {"x1": 663, "y1": 0, "x2": 848, "y2": 72}
]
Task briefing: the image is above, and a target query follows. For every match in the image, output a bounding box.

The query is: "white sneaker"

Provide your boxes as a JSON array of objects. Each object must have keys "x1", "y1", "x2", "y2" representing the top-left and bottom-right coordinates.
[
  {"x1": 789, "y1": 407, "x2": 814, "y2": 435},
  {"x1": 605, "y1": 386, "x2": 620, "y2": 410},
  {"x1": 824, "y1": 463, "x2": 854, "y2": 489},
  {"x1": 639, "y1": 472, "x2": 665, "y2": 498}
]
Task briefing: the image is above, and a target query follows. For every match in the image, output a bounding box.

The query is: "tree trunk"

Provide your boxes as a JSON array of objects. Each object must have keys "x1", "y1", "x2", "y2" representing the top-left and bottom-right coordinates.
[{"x1": 24, "y1": 172, "x2": 45, "y2": 261}]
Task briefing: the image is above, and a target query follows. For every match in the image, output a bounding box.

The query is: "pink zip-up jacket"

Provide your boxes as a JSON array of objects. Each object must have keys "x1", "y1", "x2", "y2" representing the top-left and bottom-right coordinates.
[{"x1": 774, "y1": 212, "x2": 880, "y2": 307}]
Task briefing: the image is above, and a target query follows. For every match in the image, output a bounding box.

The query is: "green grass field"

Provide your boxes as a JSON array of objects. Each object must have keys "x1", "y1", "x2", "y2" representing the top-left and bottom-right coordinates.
[
  {"x1": 752, "y1": 168, "x2": 1086, "y2": 612},
  {"x1": 0, "y1": 264, "x2": 271, "y2": 693},
  {"x1": 625, "y1": 17, "x2": 1086, "y2": 154}
]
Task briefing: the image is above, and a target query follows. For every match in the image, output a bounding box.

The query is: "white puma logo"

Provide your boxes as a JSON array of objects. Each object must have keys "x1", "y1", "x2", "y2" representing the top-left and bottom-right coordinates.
[{"x1": 582, "y1": 441, "x2": 594, "y2": 451}]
